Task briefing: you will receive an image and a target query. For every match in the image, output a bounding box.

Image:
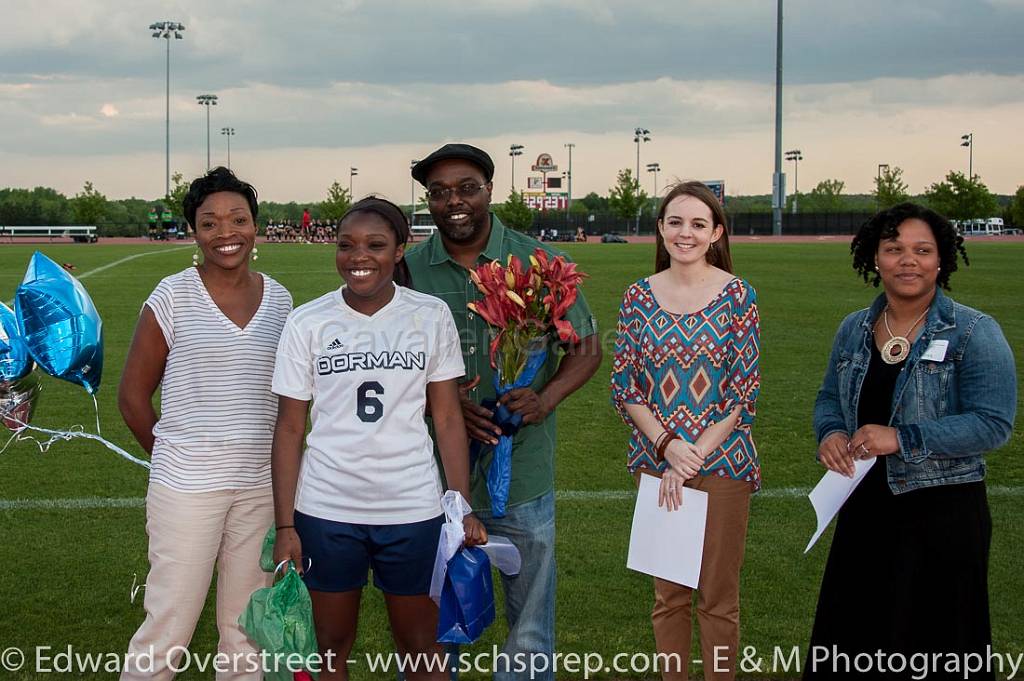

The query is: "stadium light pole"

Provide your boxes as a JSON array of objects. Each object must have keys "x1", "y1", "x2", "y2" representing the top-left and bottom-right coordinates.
[
  {"x1": 150, "y1": 21, "x2": 185, "y2": 200},
  {"x1": 634, "y1": 127, "x2": 651, "y2": 234},
  {"x1": 410, "y1": 159, "x2": 419, "y2": 229},
  {"x1": 509, "y1": 144, "x2": 524, "y2": 190},
  {"x1": 785, "y1": 150, "x2": 802, "y2": 213},
  {"x1": 771, "y1": 0, "x2": 784, "y2": 235},
  {"x1": 646, "y1": 162, "x2": 661, "y2": 199},
  {"x1": 349, "y1": 167, "x2": 358, "y2": 197},
  {"x1": 960, "y1": 133, "x2": 973, "y2": 180},
  {"x1": 196, "y1": 94, "x2": 218, "y2": 171},
  {"x1": 561, "y1": 171, "x2": 570, "y2": 225},
  {"x1": 220, "y1": 127, "x2": 235, "y2": 168},
  {"x1": 564, "y1": 142, "x2": 574, "y2": 218},
  {"x1": 876, "y1": 163, "x2": 889, "y2": 209}
]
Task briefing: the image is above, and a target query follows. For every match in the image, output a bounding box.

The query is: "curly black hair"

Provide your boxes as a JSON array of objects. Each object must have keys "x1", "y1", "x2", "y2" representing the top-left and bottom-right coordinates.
[
  {"x1": 182, "y1": 166, "x2": 259, "y2": 229},
  {"x1": 850, "y1": 202, "x2": 968, "y2": 290}
]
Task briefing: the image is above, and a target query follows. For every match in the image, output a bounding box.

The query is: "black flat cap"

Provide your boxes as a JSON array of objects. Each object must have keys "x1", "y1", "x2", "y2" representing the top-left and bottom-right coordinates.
[{"x1": 412, "y1": 143, "x2": 494, "y2": 186}]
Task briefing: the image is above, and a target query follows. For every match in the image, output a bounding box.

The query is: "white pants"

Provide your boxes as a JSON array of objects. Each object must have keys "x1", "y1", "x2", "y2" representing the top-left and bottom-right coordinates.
[{"x1": 121, "y1": 482, "x2": 273, "y2": 681}]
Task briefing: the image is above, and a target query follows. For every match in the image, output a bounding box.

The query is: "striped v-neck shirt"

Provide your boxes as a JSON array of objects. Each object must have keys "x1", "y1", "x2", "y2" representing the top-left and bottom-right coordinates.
[{"x1": 146, "y1": 267, "x2": 293, "y2": 492}]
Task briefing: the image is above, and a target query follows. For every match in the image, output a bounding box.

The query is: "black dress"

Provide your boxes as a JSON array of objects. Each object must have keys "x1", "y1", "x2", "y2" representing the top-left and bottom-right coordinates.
[{"x1": 804, "y1": 341, "x2": 994, "y2": 680}]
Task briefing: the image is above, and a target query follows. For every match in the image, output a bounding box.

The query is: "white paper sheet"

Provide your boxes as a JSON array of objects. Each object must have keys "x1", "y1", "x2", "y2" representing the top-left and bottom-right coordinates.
[
  {"x1": 626, "y1": 473, "x2": 708, "y2": 588},
  {"x1": 804, "y1": 458, "x2": 876, "y2": 553}
]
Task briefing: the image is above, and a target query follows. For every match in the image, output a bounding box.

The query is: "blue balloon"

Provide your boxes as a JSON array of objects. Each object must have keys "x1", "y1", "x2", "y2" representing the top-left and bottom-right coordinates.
[
  {"x1": 0, "y1": 302, "x2": 33, "y2": 385},
  {"x1": 15, "y1": 251, "x2": 104, "y2": 394}
]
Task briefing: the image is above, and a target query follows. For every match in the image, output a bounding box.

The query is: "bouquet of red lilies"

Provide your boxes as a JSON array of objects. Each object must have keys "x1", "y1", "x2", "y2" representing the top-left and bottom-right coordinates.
[
  {"x1": 468, "y1": 248, "x2": 585, "y2": 386},
  {"x1": 467, "y1": 247, "x2": 586, "y2": 517}
]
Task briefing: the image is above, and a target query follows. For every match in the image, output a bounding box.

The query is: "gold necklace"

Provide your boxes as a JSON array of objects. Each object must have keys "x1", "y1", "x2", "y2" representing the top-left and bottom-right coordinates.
[{"x1": 879, "y1": 306, "x2": 928, "y2": 364}]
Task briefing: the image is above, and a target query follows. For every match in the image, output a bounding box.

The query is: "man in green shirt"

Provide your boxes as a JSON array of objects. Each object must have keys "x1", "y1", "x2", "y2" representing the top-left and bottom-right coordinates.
[
  {"x1": 147, "y1": 206, "x2": 159, "y2": 240},
  {"x1": 406, "y1": 144, "x2": 601, "y2": 680}
]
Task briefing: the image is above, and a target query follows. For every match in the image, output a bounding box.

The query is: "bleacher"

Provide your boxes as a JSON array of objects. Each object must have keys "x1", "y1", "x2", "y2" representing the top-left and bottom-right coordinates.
[{"x1": 0, "y1": 225, "x2": 98, "y2": 243}]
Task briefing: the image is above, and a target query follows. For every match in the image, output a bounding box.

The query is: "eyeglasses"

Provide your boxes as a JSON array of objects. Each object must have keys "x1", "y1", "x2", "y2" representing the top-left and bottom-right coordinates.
[{"x1": 426, "y1": 182, "x2": 489, "y2": 203}]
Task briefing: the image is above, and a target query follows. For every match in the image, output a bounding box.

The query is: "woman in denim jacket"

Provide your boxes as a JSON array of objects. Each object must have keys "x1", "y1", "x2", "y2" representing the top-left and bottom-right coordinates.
[{"x1": 804, "y1": 203, "x2": 1015, "y2": 681}]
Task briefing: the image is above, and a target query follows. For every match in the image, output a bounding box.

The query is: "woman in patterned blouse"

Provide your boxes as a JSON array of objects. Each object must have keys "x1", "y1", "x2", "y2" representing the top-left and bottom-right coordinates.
[{"x1": 611, "y1": 180, "x2": 760, "y2": 681}]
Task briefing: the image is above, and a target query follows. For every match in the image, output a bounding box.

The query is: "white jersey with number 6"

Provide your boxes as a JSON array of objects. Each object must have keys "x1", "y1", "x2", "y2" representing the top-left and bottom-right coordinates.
[{"x1": 272, "y1": 284, "x2": 465, "y2": 524}]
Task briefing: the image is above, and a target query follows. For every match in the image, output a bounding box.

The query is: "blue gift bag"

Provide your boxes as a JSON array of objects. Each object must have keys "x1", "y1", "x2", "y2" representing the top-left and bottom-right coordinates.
[{"x1": 437, "y1": 546, "x2": 495, "y2": 644}]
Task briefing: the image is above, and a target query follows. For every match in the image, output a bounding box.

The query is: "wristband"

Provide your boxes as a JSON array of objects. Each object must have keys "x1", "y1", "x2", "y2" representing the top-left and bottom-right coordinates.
[{"x1": 276, "y1": 525, "x2": 295, "y2": 531}]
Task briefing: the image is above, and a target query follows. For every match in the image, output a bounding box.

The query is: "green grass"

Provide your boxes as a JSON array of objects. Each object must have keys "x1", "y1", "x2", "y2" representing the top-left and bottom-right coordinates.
[{"x1": 0, "y1": 241, "x2": 1021, "y2": 679}]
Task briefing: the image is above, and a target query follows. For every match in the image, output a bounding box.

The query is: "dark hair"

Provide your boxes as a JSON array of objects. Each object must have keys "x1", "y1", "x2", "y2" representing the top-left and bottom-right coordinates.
[
  {"x1": 339, "y1": 196, "x2": 412, "y2": 288},
  {"x1": 182, "y1": 166, "x2": 259, "y2": 228},
  {"x1": 654, "y1": 181, "x2": 733, "y2": 274},
  {"x1": 851, "y1": 202, "x2": 968, "y2": 290}
]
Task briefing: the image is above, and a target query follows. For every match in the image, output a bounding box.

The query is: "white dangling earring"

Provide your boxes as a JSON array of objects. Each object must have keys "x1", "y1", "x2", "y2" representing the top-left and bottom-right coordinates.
[
  {"x1": 192, "y1": 248, "x2": 200, "y2": 266},
  {"x1": 252, "y1": 247, "x2": 259, "y2": 262}
]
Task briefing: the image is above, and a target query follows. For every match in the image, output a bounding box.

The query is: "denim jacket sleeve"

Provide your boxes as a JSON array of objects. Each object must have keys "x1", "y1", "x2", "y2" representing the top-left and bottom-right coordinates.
[
  {"x1": 896, "y1": 314, "x2": 1017, "y2": 463},
  {"x1": 813, "y1": 314, "x2": 857, "y2": 445}
]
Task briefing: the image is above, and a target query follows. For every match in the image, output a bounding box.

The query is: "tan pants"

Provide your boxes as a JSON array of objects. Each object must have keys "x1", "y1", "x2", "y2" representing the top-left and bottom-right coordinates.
[
  {"x1": 121, "y1": 482, "x2": 273, "y2": 681},
  {"x1": 635, "y1": 471, "x2": 752, "y2": 681}
]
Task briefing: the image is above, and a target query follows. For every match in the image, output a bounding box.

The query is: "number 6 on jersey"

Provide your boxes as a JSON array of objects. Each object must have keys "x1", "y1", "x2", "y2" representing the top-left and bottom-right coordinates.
[{"x1": 357, "y1": 381, "x2": 384, "y2": 422}]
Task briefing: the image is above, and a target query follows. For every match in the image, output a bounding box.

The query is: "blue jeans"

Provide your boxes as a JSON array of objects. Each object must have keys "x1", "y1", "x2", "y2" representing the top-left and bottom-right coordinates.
[{"x1": 476, "y1": 490, "x2": 556, "y2": 681}]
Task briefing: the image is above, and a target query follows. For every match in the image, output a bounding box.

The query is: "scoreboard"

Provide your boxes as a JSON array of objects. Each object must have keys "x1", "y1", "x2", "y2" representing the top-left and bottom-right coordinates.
[{"x1": 523, "y1": 193, "x2": 568, "y2": 210}]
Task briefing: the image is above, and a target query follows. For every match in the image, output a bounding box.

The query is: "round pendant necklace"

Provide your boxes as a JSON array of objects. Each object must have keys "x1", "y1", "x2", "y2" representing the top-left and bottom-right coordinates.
[{"x1": 879, "y1": 306, "x2": 928, "y2": 364}]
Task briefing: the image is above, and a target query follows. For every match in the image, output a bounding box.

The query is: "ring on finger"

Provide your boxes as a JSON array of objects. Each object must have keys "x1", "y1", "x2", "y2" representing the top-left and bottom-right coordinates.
[{"x1": 859, "y1": 443, "x2": 870, "y2": 457}]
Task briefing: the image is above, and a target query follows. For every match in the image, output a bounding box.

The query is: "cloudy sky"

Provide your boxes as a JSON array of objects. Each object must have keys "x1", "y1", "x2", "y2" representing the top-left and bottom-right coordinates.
[{"x1": 1, "y1": 0, "x2": 1022, "y2": 204}]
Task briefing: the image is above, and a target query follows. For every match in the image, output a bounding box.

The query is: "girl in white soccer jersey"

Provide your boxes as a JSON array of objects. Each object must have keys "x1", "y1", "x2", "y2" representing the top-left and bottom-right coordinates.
[{"x1": 271, "y1": 197, "x2": 486, "y2": 681}]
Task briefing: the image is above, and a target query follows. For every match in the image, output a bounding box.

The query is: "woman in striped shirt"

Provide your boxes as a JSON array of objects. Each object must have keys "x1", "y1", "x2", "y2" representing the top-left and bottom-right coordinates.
[
  {"x1": 611, "y1": 181, "x2": 760, "y2": 681},
  {"x1": 118, "y1": 167, "x2": 293, "y2": 681}
]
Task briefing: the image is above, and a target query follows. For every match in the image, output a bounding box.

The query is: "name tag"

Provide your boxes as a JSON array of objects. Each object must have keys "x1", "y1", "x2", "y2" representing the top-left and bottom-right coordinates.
[{"x1": 921, "y1": 340, "x2": 948, "y2": 362}]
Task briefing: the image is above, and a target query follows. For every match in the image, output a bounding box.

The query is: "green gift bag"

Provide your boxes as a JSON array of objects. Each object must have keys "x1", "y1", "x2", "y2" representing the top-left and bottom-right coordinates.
[
  {"x1": 239, "y1": 561, "x2": 318, "y2": 681},
  {"x1": 259, "y1": 525, "x2": 276, "y2": 572}
]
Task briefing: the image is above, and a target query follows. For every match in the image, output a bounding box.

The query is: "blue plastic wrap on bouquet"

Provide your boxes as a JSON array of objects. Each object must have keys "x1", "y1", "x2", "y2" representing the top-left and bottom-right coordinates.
[
  {"x1": 15, "y1": 251, "x2": 104, "y2": 394},
  {"x1": 484, "y1": 344, "x2": 548, "y2": 518},
  {"x1": 437, "y1": 546, "x2": 496, "y2": 644},
  {"x1": 0, "y1": 302, "x2": 33, "y2": 384}
]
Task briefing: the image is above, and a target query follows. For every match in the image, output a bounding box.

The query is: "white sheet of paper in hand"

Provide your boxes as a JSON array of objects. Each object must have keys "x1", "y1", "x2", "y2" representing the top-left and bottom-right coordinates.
[
  {"x1": 805, "y1": 457, "x2": 876, "y2": 553},
  {"x1": 626, "y1": 473, "x2": 708, "y2": 588}
]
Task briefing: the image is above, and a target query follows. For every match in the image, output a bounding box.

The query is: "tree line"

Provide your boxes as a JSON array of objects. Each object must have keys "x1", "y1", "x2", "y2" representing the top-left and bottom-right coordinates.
[{"x1": 1, "y1": 167, "x2": 1020, "y2": 237}]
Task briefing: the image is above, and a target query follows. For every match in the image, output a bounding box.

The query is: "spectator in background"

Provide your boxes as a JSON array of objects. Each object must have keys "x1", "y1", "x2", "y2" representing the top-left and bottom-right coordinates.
[
  {"x1": 301, "y1": 207, "x2": 312, "y2": 240},
  {"x1": 148, "y1": 206, "x2": 160, "y2": 240}
]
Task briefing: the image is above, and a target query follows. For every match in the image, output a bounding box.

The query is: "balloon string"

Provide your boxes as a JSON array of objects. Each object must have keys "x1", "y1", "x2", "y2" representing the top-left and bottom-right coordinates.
[
  {"x1": 0, "y1": 429, "x2": 18, "y2": 455},
  {"x1": 1, "y1": 416, "x2": 151, "y2": 469},
  {"x1": 130, "y1": 573, "x2": 147, "y2": 604},
  {"x1": 92, "y1": 393, "x2": 102, "y2": 436}
]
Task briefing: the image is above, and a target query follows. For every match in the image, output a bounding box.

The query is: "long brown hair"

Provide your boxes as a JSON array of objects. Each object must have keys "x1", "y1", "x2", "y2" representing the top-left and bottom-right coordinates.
[{"x1": 654, "y1": 181, "x2": 733, "y2": 274}]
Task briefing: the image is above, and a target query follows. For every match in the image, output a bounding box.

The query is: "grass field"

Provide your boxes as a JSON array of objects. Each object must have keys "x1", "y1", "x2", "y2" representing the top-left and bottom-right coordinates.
[{"x1": 0, "y1": 240, "x2": 1021, "y2": 680}]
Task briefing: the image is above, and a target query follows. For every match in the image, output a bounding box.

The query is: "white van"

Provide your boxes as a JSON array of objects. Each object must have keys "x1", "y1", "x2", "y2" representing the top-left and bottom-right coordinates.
[{"x1": 960, "y1": 218, "x2": 1003, "y2": 236}]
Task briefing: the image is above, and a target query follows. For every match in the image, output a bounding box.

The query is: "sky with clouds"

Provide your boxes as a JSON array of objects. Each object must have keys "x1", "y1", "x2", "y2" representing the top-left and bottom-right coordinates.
[{"x1": 1, "y1": 0, "x2": 1022, "y2": 203}]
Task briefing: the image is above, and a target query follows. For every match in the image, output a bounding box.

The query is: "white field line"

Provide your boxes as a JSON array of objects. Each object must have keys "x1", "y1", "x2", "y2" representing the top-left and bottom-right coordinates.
[
  {"x1": 2, "y1": 486, "x2": 1023, "y2": 510},
  {"x1": 76, "y1": 246, "x2": 192, "y2": 280},
  {"x1": 4, "y1": 246, "x2": 191, "y2": 306}
]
